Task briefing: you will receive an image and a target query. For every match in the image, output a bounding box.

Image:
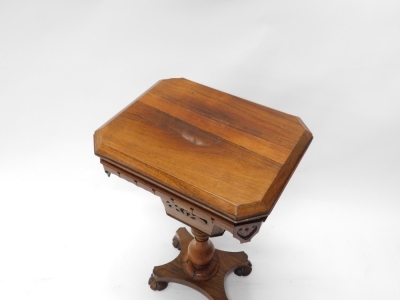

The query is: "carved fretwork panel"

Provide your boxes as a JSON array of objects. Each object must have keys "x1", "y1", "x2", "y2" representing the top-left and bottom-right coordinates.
[
  {"x1": 103, "y1": 162, "x2": 267, "y2": 242},
  {"x1": 233, "y1": 221, "x2": 263, "y2": 243},
  {"x1": 160, "y1": 196, "x2": 225, "y2": 237}
]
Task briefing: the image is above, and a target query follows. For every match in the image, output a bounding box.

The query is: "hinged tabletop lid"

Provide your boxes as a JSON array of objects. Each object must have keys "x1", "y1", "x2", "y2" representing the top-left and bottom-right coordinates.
[{"x1": 94, "y1": 78, "x2": 312, "y2": 221}]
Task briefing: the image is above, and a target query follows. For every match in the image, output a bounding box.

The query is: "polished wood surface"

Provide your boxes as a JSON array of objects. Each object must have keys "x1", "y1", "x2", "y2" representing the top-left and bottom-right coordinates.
[
  {"x1": 94, "y1": 78, "x2": 312, "y2": 221},
  {"x1": 94, "y1": 79, "x2": 313, "y2": 299}
]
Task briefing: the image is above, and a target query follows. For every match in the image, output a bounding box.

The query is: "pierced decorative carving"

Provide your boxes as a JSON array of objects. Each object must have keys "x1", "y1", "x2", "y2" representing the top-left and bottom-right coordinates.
[
  {"x1": 166, "y1": 199, "x2": 208, "y2": 224},
  {"x1": 233, "y1": 221, "x2": 262, "y2": 243},
  {"x1": 102, "y1": 163, "x2": 230, "y2": 238},
  {"x1": 160, "y1": 196, "x2": 225, "y2": 237},
  {"x1": 238, "y1": 225, "x2": 258, "y2": 240}
]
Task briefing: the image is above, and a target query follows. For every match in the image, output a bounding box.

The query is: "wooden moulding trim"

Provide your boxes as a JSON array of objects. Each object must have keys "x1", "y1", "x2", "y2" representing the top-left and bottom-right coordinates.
[{"x1": 98, "y1": 158, "x2": 269, "y2": 226}]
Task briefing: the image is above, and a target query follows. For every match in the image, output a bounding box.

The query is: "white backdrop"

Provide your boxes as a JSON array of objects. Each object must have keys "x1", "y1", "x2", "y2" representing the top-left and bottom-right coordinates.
[{"x1": 1, "y1": 1, "x2": 399, "y2": 299}]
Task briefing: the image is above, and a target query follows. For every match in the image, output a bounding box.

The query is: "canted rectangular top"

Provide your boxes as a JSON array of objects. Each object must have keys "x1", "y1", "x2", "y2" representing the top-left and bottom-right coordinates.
[{"x1": 94, "y1": 78, "x2": 312, "y2": 221}]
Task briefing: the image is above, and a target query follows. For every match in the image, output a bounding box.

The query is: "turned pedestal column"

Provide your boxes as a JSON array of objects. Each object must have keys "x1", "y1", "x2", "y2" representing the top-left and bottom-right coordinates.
[
  {"x1": 182, "y1": 228, "x2": 219, "y2": 281},
  {"x1": 149, "y1": 227, "x2": 252, "y2": 300}
]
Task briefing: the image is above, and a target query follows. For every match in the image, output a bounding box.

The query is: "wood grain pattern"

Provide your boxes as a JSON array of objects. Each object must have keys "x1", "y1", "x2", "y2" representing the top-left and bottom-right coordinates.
[{"x1": 94, "y1": 78, "x2": 312, "y2": 220}]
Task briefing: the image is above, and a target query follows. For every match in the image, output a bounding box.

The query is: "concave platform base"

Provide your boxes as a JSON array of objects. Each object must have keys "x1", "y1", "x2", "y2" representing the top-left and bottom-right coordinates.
[{"x1": 148, "y1": 227, "x2": 252, "y2": 300}]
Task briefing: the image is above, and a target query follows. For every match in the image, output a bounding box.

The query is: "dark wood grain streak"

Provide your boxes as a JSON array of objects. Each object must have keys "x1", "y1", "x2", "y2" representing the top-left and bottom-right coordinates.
[
  {"x1": 150, "y1": 79, "x2": 304, "y2": 148},
  {"x1": 140, "y1": 91, "x2": 291, "y2": 164}
]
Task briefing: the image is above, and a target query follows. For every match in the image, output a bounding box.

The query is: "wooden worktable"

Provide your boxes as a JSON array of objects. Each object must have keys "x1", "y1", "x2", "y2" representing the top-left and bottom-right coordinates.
[{"x1": 94, "y1": 78, "x2": 312, "y2": 299}]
